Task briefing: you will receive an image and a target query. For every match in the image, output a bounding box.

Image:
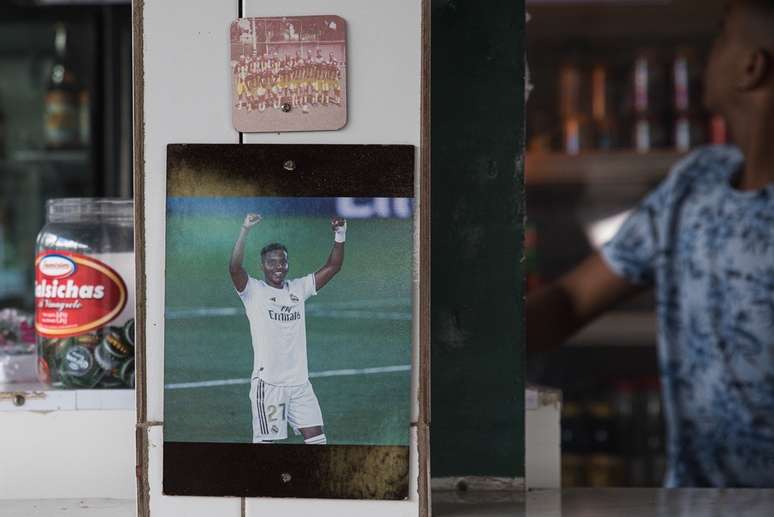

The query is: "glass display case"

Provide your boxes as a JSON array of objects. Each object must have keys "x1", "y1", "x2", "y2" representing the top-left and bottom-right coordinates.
[{"x1": 0, "y1": 2, "x2": 132, "y2": 312}]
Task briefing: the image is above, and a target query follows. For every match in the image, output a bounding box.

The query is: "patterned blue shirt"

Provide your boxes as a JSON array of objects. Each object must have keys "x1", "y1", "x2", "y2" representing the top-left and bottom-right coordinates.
[{"x1": 602, "y1": 145, "x2": 774, "y2": 488}]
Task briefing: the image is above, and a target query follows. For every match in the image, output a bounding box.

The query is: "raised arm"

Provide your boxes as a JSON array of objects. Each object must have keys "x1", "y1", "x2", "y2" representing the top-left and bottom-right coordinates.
[
  {"x1": 526, "y1": 252, "x2": 647, "y2": 354},
  {"x1": 229, "y1": 213, "x2": 262, "y2": 292},
  {"x1": 314, "y1": 217, "x2": 346, "y2": 292}
]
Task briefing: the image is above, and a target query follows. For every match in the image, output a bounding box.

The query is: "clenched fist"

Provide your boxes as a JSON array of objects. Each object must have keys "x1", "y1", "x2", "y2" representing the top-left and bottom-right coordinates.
[
  {"x1": 243, "y1": 213, "x2": 262, "y2": 229},
  {"x1": 331, "y1": 217, "x2": 346, "y2": 232},
  {"x1": 332, "y1": 217, "x2": 347, "y2": 243}
]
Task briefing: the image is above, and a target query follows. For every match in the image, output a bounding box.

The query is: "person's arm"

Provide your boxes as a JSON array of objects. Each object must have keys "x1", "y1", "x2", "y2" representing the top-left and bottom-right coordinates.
[
  {"x1": 526, "y1": 252, "x2": 647, "y2": 354},
  {"x1": 230, "y1": 213, "x2": 262, "y2": 292},
  {"x1": 314, "y1": 217, "x2": 346, "y2": 291}
]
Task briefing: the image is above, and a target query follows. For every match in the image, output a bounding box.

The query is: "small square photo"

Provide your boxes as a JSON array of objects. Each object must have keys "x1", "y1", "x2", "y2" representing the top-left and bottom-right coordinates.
[{"x1": 230, "y1": 16, "x2": 348, "y2": 132}]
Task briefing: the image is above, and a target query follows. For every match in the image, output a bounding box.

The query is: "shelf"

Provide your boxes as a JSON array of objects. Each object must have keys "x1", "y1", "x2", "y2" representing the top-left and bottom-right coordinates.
[
  {"x1": 525, "y1": 384, "x2": 562, "y2": 411},
  {"x1": 0, "y1": 382, "x2": 134, "y2": 412},
  {"x1": 566, "y1": 311, "x2": 656, "y2": 347},
  {"x1": 11, "y1": 149, "x2": 90, "y2": 164},
  {"x1": 525, "y1": 151, "x2": 684, "y2": 186},
  {"x1": 0, "y1": 499, "x2": 134, "y2": 517}
]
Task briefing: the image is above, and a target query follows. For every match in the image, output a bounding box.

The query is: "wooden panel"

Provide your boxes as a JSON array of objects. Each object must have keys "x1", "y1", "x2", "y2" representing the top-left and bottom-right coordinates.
[
  {"x1": 244, "y1": 427, "x2": 421, "y2": 517},
  {"x1": 165, "y1": 442, "x2": 408, "y2": 499},
  {"x1": 166, "y1": 144, "x2": 414, "y2": 197},
  {"x1": 162, "y1": 143, "x2": 414, "y2": 500}
]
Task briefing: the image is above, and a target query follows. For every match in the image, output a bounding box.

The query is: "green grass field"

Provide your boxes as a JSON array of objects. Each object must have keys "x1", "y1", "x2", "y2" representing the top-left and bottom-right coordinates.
[{"x1": 163, "y1": 213, "x2": 413, "y2": 446}]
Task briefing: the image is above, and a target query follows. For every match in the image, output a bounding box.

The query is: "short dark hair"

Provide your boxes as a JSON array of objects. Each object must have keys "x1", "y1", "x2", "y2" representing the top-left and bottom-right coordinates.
[
  {"x1": 736, "y1": 0, "x2": 774, "y2": 47},
  {"x1": 742, "y1": 0, "x2": 774, "y2": 11},
  {"x1": 737, "y1": 0, "x2": 774, "y2": 19},
  {"x1": 260, "y1": 243, "x2": 288, "y2": 260}
]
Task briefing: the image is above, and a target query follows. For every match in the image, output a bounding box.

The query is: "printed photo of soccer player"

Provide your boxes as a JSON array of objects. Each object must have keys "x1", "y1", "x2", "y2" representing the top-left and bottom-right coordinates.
[
  {"x1": 163, "y1": 144, "x2": 415, "y2": 470},
  {"x1": 228, "y1": 213, "x2": 347, "y2": 446}
]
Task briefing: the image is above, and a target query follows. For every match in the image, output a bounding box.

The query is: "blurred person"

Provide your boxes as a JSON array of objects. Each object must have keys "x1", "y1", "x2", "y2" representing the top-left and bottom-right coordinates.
[{"x1": 527, "y1": 0, "x2": 774, "y2": 487}]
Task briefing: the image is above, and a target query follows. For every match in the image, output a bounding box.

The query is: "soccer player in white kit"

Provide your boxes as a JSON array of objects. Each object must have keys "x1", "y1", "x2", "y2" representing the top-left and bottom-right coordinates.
[{"x1": 229, "y1": 213, "x2": 346, "y2": 445}]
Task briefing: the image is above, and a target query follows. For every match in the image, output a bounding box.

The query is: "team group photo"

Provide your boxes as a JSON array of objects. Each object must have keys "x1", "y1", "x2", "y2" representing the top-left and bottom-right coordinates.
[{"x1": 230, "y1": 16, "x2": 347, "y2": 131}]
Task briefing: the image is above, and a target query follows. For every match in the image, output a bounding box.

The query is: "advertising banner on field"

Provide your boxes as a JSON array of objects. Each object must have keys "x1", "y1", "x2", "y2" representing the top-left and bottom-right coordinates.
[{"x1": 167, "y1": 196, "x2": 414, "y2": 219}]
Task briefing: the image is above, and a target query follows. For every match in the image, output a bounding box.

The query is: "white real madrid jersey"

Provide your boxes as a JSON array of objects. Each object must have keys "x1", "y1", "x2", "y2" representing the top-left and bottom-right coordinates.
[{"x1": 237, "y1": 273, "x2": 316, "y2": 386}]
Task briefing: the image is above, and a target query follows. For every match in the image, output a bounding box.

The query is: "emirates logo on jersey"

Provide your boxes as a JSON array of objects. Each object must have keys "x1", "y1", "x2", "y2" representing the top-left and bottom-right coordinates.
[
  {"x1": 268, "y1": 305, "x2": 301, "y2": 321},
  {"x1": 290, "y1": 294, "x2": 299, "y2": 302}
]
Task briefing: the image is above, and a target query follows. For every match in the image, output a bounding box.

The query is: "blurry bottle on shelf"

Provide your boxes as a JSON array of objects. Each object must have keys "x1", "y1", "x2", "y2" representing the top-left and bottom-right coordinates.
[
  {"x1": 561, "y1": 453, "x2": 585, "y2": 488},
  {"x1": 586, "y1": 400, "x2": 625, "y2": 486},
  {"x1": 590, "y1": 64, "x2": 619, "y2": 151},
  {"x1": 642, "y1": 377, "x2": 666, "y2": 485},
  {"x1": 588, "y1": 454, "x2": 625, "y2": 487},
  {"x1": 672, "y1": 48, "x2": 702, "y2": 113},
  {"x1": 524, "y1": 222, "x2": 543, "y2": 294},
  {"x1": 527, "y1": 109, "x2": 554, "y2": 154},
  {"x1": 588, "y1": 401, "x2": 615, "y2": 455},
  {"x1": 0, "y1": 91, "x2": 6, "y2": 160},
  {"x1": 631, "y1": 50, "x2": 668, "y2": 153},
  {"x1": 612, "y1": 380, "x2": 634, "y2": 455},
  {"x1": 614, "y1": 379, "x2": 649, "y2": 486},
  {"x1": 710, "y1": 114, "x2": 728, "y2": 145},
  {"x1": 672, "y1": 48, "x2": 706, "y2": 152},
  {"x1": 561, "y1": 401, "x2": 588, "y2": 487},
  {"x1": 674, "y1": 114, "x2": 707, "y2": 153},
  {"x1": 44, "y1": 23, "x2": 81, "y2": 150},
  {"x1": 559, "y1": 62, "x2": 591, "y2": 155},
  {"x1": 78, "y1": 89, "x2": 91, "y2": 147}
]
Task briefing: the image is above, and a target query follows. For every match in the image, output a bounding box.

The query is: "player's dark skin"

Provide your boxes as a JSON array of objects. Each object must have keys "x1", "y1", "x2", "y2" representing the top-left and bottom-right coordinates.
[
  {"x1": 230, "y1": 214, "x2": 345, "y2": 292},
  {"x1": 230, "y1": 213, "x2": 346, "y2": 441}
]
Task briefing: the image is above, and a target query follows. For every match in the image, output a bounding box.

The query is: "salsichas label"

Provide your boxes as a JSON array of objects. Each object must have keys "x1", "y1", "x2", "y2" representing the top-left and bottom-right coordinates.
[{"x1": 35, "y1": 252, "x2": 128, "y2": 337}]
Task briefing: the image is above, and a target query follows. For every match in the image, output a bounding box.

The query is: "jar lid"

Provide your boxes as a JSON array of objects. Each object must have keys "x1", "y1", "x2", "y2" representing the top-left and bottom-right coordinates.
[{"x1": 47, "y1": 198, "x2": 133, "y2": 222}]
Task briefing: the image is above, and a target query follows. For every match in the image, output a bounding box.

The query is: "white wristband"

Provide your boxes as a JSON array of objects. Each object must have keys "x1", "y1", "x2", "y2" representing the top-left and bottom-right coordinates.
[{"x1": 334, "y1": 222, "x2": 347, "y2": 243}]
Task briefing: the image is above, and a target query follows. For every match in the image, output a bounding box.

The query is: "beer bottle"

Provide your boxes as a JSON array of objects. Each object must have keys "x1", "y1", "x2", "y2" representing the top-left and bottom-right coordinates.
[{"x1": 44, "y1": 23, "x2": 81, "y2": 149}]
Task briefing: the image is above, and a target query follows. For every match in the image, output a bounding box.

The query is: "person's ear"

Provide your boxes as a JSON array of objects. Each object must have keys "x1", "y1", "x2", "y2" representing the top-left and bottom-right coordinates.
[{"x1": 738, "y1": 48, "x2": 771, "y2": 90}]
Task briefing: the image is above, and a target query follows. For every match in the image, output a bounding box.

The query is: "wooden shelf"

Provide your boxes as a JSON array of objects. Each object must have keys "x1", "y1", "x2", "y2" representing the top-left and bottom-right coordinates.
[
  {"x1": 566, "y1": 311, "x2": 656, "y2": 348},
  {"x1": 12, "y1": 149, "x2": 90, "y2": 164},
  {"x1": 0, "y1": 382, "x2": 134, "y2": 412},
  {"x1": 0, "y1": 499, "x2": 134, "y2": 517},
  {"x1": 525, "y1": 151, "x2": 684, "y2": 186}
]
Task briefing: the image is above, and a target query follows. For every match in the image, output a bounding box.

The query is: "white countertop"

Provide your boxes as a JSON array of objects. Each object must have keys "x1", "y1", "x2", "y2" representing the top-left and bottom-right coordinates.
[
  {"x1": 0, "y1": 499, "x2": 134, "y2": 517},
  {"x1": 0, "y1": 382, "x2": 134, "y2": 411},
  {"x1": 5, "y1": 489, "x2": 774, "y2": 516},
  {"x1": 433, "y1": 488, "x2": 774, "y2": 516}
]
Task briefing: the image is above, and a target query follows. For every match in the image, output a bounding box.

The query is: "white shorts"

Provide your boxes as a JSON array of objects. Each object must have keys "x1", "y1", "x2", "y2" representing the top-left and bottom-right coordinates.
[{"x1": 249, "y1": 379, "x2": 323, "y2": 442}]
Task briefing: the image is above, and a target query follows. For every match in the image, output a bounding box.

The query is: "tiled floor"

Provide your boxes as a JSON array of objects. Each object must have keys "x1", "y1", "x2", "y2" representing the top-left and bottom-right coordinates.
[{"x1": 433, "y1": 488, "x2": 774, "y2": 516}]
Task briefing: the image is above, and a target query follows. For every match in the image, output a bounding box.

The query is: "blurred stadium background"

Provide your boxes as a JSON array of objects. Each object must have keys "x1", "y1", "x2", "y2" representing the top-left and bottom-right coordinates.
[{"x1": 164, "y1": 197, "x2": 413, "y2": 446}]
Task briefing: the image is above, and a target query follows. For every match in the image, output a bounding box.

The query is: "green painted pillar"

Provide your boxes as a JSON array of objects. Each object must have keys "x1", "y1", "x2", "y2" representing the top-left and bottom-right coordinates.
[{"x1": 431, "y1": 0, "x2": 526, "y2": 480}]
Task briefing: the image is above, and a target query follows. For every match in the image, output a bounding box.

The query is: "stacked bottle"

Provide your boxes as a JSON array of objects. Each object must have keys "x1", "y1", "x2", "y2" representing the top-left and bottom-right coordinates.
[{"x1": 672, "y1": 48, "x2": 706, "y2": 152}]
